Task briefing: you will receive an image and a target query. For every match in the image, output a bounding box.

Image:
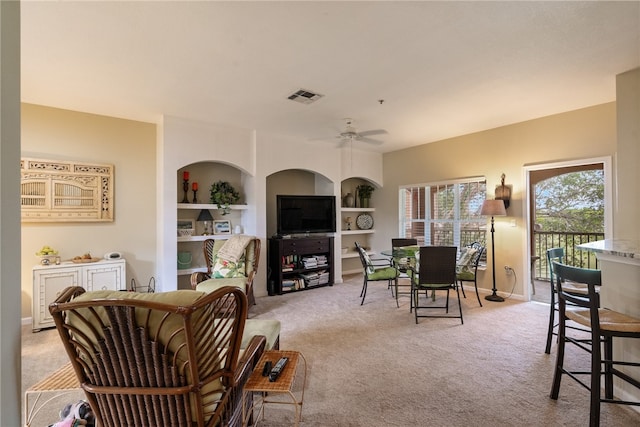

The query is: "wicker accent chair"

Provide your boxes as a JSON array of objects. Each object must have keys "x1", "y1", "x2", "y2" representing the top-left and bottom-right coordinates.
[
  {"x1": 49, "y1": 285, "x2": 266, "y2": 427},
  {"x1": 189, "y1": 238, "x2": 280, "y2": 351},
  {"x1": 190, "y1": 237, "x2": 260, "y2": 306}
]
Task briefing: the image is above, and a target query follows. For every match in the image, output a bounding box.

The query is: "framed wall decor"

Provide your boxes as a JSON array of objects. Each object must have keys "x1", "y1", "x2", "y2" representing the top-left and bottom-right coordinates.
[
  {"x1": 214, "y1": 220, "x2": 231, "y2": 235},
  {"x1": 177, "y1": 219, "x2": 195, "y2": 230},
  {"x1": 177, "y1": 219, "x2": 195, "y2": 237},
  {"x1": 20, "y1": 157, "x2": 115, "y2": 222}
]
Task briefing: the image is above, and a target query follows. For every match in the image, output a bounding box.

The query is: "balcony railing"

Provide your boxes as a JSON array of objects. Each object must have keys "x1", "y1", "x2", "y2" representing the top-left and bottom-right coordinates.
[{"x1": 533, "y1": 231, "x2": 604, "y2": 280}]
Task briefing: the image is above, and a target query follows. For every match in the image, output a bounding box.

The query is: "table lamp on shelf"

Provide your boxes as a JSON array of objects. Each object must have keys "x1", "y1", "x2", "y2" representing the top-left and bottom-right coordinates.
[
  {"x1": 480, "y1": 199, "x2": 507, "y2": 302},
  {"x1": 197, "y1": 209, "x2": 214, "y2": 235}
]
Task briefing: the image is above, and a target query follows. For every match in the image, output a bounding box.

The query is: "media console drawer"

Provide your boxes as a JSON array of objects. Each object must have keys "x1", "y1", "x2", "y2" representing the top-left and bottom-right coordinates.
[{"x1": 281, "y1": 238, "x2": 330, "y2": 254}]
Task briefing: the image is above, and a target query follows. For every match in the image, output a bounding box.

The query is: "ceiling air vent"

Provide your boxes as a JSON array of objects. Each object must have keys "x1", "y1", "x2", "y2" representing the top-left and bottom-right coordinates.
[{"x1": 287, "y1": 89, "x2": 324, "y2": 104}]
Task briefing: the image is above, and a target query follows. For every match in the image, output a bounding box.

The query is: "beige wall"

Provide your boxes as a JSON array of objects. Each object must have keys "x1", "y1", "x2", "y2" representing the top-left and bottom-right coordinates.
[
  {"x1": 20, "y1": 104, "x2": 157, "y2": 318},
  {"x1": 615, "y1": 68, "x2": 640, "y2": 240},
  {"x1": 380, "y1": 103, "x2": 617, "y2": 297}
]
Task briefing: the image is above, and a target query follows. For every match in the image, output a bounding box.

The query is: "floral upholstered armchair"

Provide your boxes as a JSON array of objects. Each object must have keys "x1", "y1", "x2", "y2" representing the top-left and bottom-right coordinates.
[{"x1": 190, "y1": 236, "x2": 260, "y2": 306}]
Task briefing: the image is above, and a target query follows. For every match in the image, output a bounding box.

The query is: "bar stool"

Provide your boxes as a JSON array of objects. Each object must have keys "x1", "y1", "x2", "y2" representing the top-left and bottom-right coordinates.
[
  {"x1": 549, "y1": 261, "x2": 640, "y2": 426},
  {"x1": 545, "y1": 248, "x2": 564, "y2": 354},
  {"x1": 545, "y1": 248, "x2": 598, "y2": 354}
]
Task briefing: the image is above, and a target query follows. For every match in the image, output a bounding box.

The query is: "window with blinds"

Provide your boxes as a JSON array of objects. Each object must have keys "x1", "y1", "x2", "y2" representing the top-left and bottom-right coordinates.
[{"x1": 399, "y1": 178, "x2": 487, "y2": 249}]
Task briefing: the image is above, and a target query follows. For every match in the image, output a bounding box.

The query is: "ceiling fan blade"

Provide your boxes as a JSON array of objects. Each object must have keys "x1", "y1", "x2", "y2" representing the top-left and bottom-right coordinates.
[
  {"x1": 358, "y1": 129, "x2": 388, "y2": 137},
  {"x1": 358, "y1": 136, "x2": 384, "y2": 145}
]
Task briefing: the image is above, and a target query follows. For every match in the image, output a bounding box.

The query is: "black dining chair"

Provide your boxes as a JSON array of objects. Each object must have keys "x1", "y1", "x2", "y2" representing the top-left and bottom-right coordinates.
[{"x1": 411, "y1": 246, "x2": 462, "y2": 324}]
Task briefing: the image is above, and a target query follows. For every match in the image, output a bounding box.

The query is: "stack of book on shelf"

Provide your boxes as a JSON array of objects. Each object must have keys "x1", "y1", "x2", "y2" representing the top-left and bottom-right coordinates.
[
  {"x1": 282, "y1": 277, "x2": 304, "y2": 291},
  {"x1": 281, "y1": 255, "x2": 298, "y2": 272},
  {"x1": 301, "y1": 256, "x2": 317, "y2": 269},
  {"x1": 301, "y1": 270, "x2": 330, "y2": 287},
  {"x1": 302, "y1": 255, "x2": 328, "y2": 269},
  {"x1": 315, "y1": 254, "x2": 328, "y2": 267}
]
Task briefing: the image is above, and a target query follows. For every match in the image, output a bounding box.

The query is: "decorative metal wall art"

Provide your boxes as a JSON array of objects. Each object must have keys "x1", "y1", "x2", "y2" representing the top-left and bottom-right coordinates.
[{"x1": 21, "y1": 157, "x2": 114, "y2": 222}]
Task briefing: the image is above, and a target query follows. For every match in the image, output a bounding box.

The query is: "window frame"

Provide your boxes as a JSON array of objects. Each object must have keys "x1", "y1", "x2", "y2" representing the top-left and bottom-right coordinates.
[{"x1": 398, "y1": 176, "x2": 487, "y2": 249}]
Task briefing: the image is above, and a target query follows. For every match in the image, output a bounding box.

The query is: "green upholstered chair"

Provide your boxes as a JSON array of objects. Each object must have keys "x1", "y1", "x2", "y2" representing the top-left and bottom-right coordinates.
[
  {"x1": 411, "y1": 246, "x2": 462, "y2": 324},
  {"x1": 355, "y1": 241, "x2": 399, "y2": 305},
  {"x1": 456, "y1": 242, "x2": 485, "y2": 307},
  {"x1": 49, "y1": 285, "x2": 266, "y2": 427},
  {"x1": 191, "y1": 237, "x2": 260, "y2": 306}
]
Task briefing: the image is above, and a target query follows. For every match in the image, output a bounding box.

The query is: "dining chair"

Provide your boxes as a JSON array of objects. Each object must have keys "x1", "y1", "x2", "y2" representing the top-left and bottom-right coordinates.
[
  {"x1": 355, "y1": 241, "x2": 399, "y2": 305},
  {"x1": 391, "y1": 238, "x2": 418, "y2": 307},
  {"x1": 456, "y1": 242, "x2": 485, "y2": 307},
  {"x1": 549, "y1": 261, "x2": 640, "y2": 426},
  {"x1": 411, "y1": 246, "x2": 462, "y2": 324}
]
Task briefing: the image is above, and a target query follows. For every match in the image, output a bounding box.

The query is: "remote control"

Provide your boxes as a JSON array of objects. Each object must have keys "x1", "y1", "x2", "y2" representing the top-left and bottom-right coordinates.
[
  {"x1": 268, "y1": 357, "x2": 289, "y2": 382},
  {"x1": 262, "y1": 361, "x2": 272, "y2": 377}
]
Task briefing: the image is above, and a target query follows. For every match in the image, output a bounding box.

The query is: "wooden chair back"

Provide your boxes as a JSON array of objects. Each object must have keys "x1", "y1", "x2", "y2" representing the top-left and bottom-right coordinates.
[{"x1": 49, "y1": 285, "x2": 250, "y2": 427}]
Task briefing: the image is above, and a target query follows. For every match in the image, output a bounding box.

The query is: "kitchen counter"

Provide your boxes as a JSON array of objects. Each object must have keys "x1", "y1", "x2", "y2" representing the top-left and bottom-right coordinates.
[{"x1": 577, "y1": 239, "x2": 640, "y2": 265}]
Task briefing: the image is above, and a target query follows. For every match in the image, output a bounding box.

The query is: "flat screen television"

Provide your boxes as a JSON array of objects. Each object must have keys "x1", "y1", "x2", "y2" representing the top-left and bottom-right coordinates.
[{"x1": 276, "y1": 195, "x2": 336, "y2": 235}]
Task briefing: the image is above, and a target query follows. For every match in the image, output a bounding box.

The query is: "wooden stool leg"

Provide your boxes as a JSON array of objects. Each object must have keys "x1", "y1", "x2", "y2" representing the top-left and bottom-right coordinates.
[{"x1": 590, "y1": 334, "x2": 602, "y2": 427}]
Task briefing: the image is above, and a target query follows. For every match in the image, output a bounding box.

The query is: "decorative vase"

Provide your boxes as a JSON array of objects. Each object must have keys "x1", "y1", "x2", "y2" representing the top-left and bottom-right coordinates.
[
  {"x1": 343, "y1": 192, "x2": 355, "y2": 208},
  {"x1": 360, "y1": 198, "x2": 369, "y2": 208}
]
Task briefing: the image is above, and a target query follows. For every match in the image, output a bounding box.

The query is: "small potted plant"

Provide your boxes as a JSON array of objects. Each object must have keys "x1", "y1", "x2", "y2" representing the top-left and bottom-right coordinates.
[
  {"x1": 356, "y1": 184, "x2": 375, "y2": 208},
  {"x1": 209, "y1": 181, "x2": 240, "y2": 215}
]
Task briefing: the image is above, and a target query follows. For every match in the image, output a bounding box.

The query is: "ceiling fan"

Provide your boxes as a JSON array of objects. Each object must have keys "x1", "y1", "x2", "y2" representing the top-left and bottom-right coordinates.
[{"x1": 336, "y1": 118, "x2": 388, "y2": 146}]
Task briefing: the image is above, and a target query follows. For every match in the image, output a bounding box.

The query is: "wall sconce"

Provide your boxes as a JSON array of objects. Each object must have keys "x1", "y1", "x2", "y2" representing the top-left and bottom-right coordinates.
[{"x1": 494, "y1": 173, "x2": 512, "y2": 209}]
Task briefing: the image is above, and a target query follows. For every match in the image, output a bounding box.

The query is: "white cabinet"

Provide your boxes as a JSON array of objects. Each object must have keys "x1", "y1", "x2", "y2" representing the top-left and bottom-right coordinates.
[{"x1": 32, "y1": 258, "x2": 126, "y2": 331}]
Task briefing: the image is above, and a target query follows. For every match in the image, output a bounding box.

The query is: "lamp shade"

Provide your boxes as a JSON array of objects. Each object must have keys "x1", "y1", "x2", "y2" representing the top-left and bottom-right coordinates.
[
  {"x1": 197, "y1": 209, "x2": 213, "y2": 222},
  {"x1": 480, "y1": 199, "x2": 507, "y2": 217}
]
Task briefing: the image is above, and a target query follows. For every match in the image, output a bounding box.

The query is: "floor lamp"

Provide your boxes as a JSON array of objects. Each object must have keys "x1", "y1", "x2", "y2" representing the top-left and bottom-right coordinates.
[{"x1": 481, "y1": 199, "x2": 507, "y2": 302}]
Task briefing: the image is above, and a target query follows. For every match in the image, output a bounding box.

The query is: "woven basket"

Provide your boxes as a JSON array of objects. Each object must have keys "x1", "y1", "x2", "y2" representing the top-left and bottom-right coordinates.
[{"x1": 177, "y1": 228, "x2": 194, "y2": 237}]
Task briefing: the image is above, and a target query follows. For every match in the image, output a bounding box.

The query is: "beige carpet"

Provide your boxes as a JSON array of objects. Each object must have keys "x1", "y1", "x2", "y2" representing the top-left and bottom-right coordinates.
[{"x1": 22, "y1": 275, "x2": 640, "y2": 426}]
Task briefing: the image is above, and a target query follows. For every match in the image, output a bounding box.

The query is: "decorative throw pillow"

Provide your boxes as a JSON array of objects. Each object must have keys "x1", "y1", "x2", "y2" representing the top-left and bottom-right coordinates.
[
  {"x1": 458, "y1": 247, "x2": 477, "y2": 266},
  {"x1": 456, "y1": 247, "x2": 477, "y2": 275},
  {"x1": 212, "y1": 255, "x2": 246, "y2": 278}
]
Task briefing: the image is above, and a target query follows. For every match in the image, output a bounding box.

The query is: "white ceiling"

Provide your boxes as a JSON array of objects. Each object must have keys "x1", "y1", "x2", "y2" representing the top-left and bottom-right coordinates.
[{"x1": 20, "y1": 1, "x2": 640, "y2": 153}]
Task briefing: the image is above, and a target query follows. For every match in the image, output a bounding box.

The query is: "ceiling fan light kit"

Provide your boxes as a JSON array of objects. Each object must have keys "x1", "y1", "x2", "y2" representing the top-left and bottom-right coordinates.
[{"x1": 336, "y1": 118, "x2": 388, "y2": 146}]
